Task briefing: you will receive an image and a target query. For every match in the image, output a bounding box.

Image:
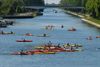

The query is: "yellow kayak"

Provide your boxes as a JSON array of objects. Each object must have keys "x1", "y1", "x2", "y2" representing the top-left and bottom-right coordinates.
[
  {"x1": 35, "y1": 46, "x2": 44, "y2": 49},
  {"x1": 43, "y1": 52, "x2": 56, "y2": 54}
]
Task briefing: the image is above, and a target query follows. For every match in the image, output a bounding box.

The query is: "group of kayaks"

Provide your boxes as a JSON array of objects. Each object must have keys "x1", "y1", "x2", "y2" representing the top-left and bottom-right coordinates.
[
  {"x1": 0, "y1": 31, "x2": 49, "y2": 37},
  {"x1": 0, "y1": 31, "x2": 100, "y2": 41},
  {"x1": 12, "y1": 43, "x2": 83, "y2": 55},
  {"x1": 45, "y1": 25, "x2": 77, "y2": 31},
  {"x1": 16, "y1": 33, "x2": 49, "y2": 42}
]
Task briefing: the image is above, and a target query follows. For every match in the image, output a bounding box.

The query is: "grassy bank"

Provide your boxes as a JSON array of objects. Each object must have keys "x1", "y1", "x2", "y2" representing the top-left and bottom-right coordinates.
[
  {"x1": 84, "y1": 16, "x2": 100, "y2": 25},
  {"x1": 65, "y1": 10, "x2": 100, "y2": 28}
]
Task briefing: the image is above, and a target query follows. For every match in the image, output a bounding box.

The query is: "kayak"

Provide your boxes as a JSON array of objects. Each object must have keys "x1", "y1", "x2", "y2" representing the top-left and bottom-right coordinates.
[
  {"x1": 43, "y1": 52, "x2": 56, "y2": 54},
  {"x1": 0, "y1": 32, "x2": 15, "y2": 35},
  {"x1": 11, "y1": 51, "x2": 32, "y2": 55},
  {"x1": 65, "y1": 49, "x2": 80, "y2": 52},
  {"x1": 68, "y1": 29, "x2": 76, "y2": 31},
  {"x1": 64, "y1": 44, "x2": 82, "y2": 47},
  {"x1": 12, "y1": 50, "x2": 56, "y2": 55},
  {"x1": 68, "y1": 28, "x2": 76, "y2": 31},
  {"x1": 51, "y1": 49, "x2": 66, "y2": 52},
  {"x1": 35, "y1": 46, "x2": 44, "y2": 49},
  {"x1": 16, "y1": 40, "x2": 32, "y2": 42},
  {"x1": 37, "y1": 35, "x2": 49, "y2": 37},
  {"x1": 25, "y1": 33, "x2": 33, "y2": 36},
  {"x1": 96, "y1": 36, "x2": 100, "y2": 38},
  {"x1": 29, "y1": 49, "x2": 56, "y2": 54}
]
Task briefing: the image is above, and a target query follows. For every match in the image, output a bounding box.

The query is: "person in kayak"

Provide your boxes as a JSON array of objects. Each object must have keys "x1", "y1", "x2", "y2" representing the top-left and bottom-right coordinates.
[
  {"x1": 43, "y1": 34, "x2": 47, "y2": 37},
  {"x1": 87, "y1": 36, "x2": 92, "y2": 40},
  {"x1": 61, "y1": 25, "x2": 64, "y2": 28},
  {"x1": 22, "y1": 38, "x2": 26, "y2": 42},
  {"x1": 10, "y1": 31, "x2": 14, "y2": 34},
  {"x1": 20, "y1": 50, "x2": 26, "y2": 55},
  {"x1": 70, "y1": 46, "x2": 74, "y2": 51},
  {"x1": 1, "y1": 30, "x2": 4, "y2": 34},
  {"x1": 57, "y1": 43, "x2": 61, "y2": 48},
  {"x1": 48, "y1": 41, "x2": 52, "y2": 45}
]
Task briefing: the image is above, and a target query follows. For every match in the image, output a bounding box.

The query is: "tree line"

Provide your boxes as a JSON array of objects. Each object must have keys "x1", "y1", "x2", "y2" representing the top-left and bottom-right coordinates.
[
  {"x1": 60, "y1": 0, "x2": 100, "y2": 18},
  {"x1": 0, "y1": 0, "x2": 44, "y2": 15}
]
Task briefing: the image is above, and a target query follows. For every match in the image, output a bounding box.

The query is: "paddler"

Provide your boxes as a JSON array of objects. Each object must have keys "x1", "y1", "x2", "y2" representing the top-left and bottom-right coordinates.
[
  {"x1": 20, "y1": 50, "x2": 25, "y2": 55},
  {"x1": 48, "y1": 41, "x2": 52, "y2": 45},
  {"x1": 57, "y1": 43, "x2": 61, "y2": 48},
  {"x1": 61, "y1": 25, "x2": 64, "y2": 28},
  {"x1": 10, "y1": 31, "x2": 14, "y2": 34},
  {"x1": 43, "y1": 34, "x2": 47, "y2": 37},
  {"x1": 87, "y1": 36, "x2": 92, "y2": 40},
  {"x1": 1, "y1": 30, "x2": 4, "y2": 34}
]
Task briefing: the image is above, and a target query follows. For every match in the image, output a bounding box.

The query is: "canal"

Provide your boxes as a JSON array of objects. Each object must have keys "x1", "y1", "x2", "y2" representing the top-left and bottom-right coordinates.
[{"x1": 0, "y1": 8, "x2": 100, "y2": 67}]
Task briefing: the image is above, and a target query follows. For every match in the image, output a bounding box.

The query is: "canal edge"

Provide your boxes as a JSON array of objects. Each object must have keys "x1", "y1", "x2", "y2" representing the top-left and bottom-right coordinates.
[{"x1": 65, "y1": 10, "x2": 100, "y2": 28}]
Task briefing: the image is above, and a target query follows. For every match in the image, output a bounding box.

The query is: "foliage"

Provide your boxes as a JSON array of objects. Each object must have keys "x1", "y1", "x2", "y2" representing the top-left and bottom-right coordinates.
[
  {"x1": 0, "y1": 0, "x2": 44, "y2": 15},
  {"x1": 86, "y1": 0, "x2": 100, "y2": 18},
  {"x1": 23, "y1": 0, "x2": 44, "y2": 6},
  {"x1": 60, "y1": 0, "x2": 100, "y2": 18},
  {"x1": 60, "y1": 0, "x2": 82, "y2": 6}
]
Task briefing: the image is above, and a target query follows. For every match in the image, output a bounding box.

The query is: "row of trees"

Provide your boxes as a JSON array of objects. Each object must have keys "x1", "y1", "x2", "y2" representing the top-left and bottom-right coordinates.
[
  {"x1": 60, "y1": 0, "x2": 100, "y2": 18},
  {"x1": 86, "y1": 0, "x2": 100, "y2": 18},
  {"x1": 0, "y1": 0, "x2": 44, "y2": 15},
  {"x1": 0, "y1": 0, "x2": 24, "y2": 15},
  {"x1": 24, "y1": 0, "x2": 44, "y2": 6}
]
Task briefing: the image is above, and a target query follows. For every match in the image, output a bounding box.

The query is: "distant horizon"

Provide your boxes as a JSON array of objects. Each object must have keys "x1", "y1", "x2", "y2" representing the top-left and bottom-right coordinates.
[{"x1": 45, "y1": 0, "x2": 61, "y2": 4}]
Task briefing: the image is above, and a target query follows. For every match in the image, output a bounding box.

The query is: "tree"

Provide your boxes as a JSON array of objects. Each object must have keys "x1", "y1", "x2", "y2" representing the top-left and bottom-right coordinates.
[
  {"x1": 86, "y1": 0, "x2": 100, "y2": 18},
  {"x1": 0, "y1": 0, "x2": 44, "y2": 15},
  {"x1": 0, "y1": 0, "x2": 25, "y2": 15},
  {"x1": 0, "y1": 0, "x2": 14, "y2": 15},
  {"x1": 60, "y1": 0, "x2": 82, "y2": 7},
  {"x1": 23, "y1": 0, "x2": 44, "y2": 6}
]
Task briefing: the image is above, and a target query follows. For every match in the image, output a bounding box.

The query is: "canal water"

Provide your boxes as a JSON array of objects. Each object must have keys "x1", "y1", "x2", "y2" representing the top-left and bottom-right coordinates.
[{"x1": 0, "y1": 8, "x2": 100, "y2": 67}]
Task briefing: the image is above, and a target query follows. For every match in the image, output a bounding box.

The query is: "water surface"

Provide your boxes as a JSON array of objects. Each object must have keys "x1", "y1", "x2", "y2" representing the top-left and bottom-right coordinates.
[{"x1": 0, "y1": 8, "x2": 100, "y2": 67}]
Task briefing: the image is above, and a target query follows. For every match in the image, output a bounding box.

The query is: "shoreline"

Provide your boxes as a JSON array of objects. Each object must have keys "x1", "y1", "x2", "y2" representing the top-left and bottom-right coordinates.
[
  {"x1": 81, "y1": 19, "x2": 100, "y2": 28},
  {"x1": 1, "y1": 12, "x2": 43, "y2": 19},
  {"x1": 65, "y1": 10, "x2": 100, "y2": 28}
]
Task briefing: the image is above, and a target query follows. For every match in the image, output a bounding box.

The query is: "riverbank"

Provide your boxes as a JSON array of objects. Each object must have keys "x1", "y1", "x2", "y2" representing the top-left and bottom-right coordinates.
[
  {"x1": 65, "y1": 10, "x2": 100, "y2": 28},
  {"x1": 1, "y1": 12, "x2": 43, "y2": 19},
  {"x1": 2, "y1": 12, "x2": 35, "y2": 19}
]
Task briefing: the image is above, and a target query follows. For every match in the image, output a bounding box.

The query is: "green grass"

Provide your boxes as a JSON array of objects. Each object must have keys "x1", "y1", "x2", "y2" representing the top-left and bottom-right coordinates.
[
  {"x1": 65, "y1": 10, "x2": 100, "y2": 25},
  {"x1": 84, "y1": 16, "x2": 100, "y2": 24}
]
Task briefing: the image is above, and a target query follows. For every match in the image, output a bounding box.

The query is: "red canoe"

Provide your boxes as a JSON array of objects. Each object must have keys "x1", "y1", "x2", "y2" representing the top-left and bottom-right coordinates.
[{"x1": 16, "y1": 40, "x2": 33, "y2": 42}]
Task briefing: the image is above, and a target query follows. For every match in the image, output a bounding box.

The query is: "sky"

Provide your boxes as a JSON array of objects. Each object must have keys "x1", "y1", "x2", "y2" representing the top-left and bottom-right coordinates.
[{"x1": 45, "y1": 0, "x2": 61, "y2": 4}]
